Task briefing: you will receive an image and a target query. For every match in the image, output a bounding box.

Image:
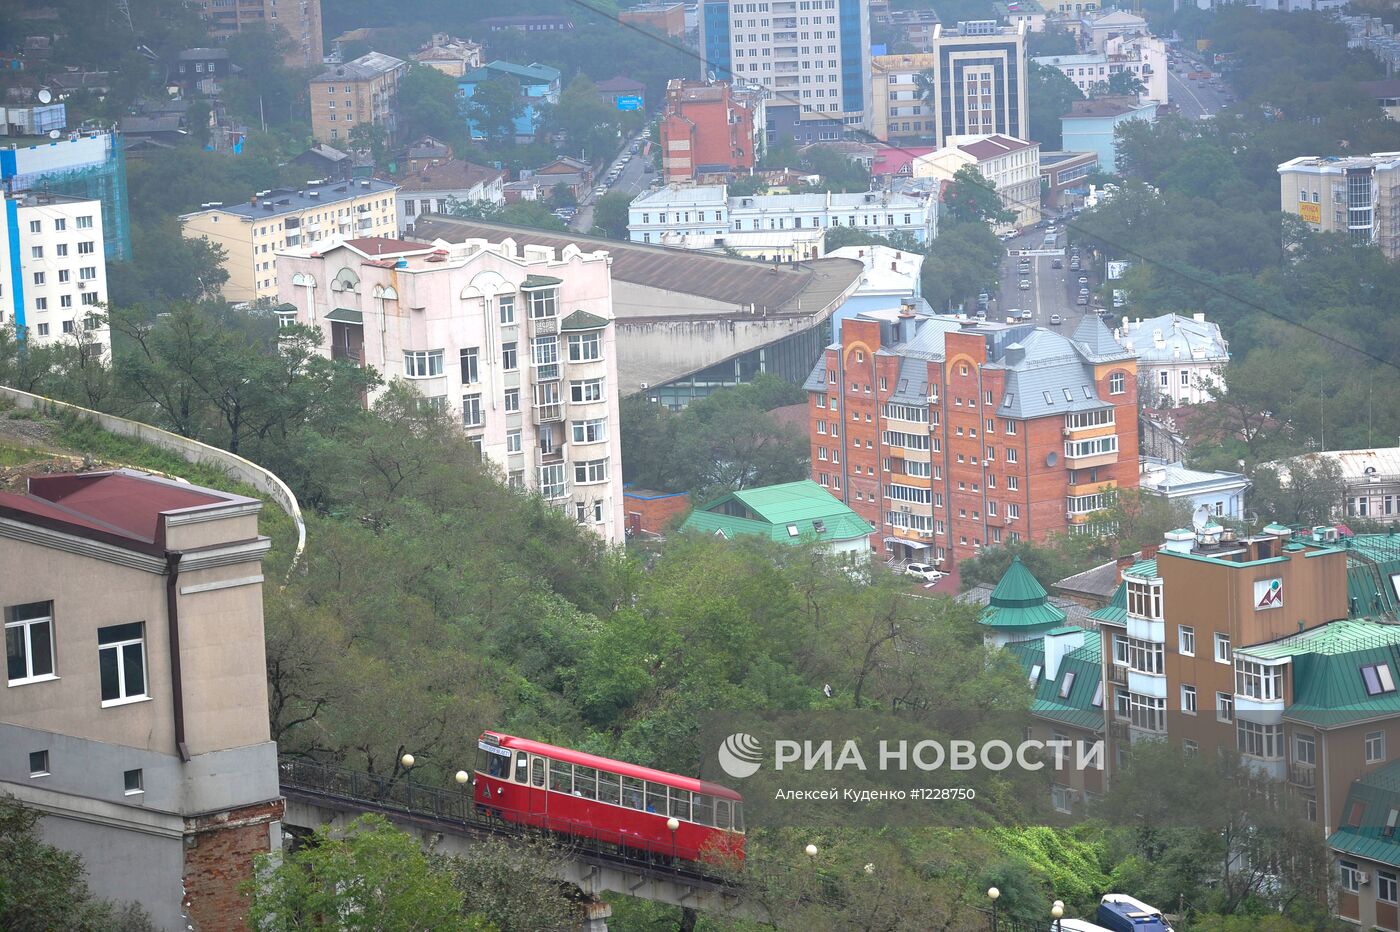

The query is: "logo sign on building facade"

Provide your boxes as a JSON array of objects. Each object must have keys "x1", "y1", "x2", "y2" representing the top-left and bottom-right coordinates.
[
  {"x1": 1254, "y1": 578, "x2": 1283, "y2": 610},
  {"x1": 1298, "y1": 202, "x2": 1322, "y2": 224},
  {"x1": 615, "y1": 95, "x2": 644, "y2": 111}
]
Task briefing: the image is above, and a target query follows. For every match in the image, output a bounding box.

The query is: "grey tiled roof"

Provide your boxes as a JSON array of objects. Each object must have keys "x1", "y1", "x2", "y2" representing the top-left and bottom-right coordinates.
[
  {"x1": 803, "y1": 358, "x2": 828, "y2": 392},
  {"x1": 1072, "y1": 314, "x2": 1134, "y2": 361},
  {"x1": 986, "y1": 330, "x2": 1117, "y2": 420}
]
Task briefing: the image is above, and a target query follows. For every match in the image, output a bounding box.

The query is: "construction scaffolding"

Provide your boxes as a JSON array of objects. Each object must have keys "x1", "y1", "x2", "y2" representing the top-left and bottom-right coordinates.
[{"x1": 1, "y1": 131, "x2": 131, "y2": 262}]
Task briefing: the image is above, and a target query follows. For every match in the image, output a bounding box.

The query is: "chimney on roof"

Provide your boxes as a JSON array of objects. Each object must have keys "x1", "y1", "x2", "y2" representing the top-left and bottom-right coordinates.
[
  {"x1": 1141, "y1": 543, "x2": 1159, "y2": 560},
  {"x1": 1115, "y1": 553, "x2": 1136, "y2": 575},
  {"x1": 899, "y1": 300, "x2": 915, "y2": 318},
  {"x1": 251, "y1": 195, "x2": 257, "y2": 207}
]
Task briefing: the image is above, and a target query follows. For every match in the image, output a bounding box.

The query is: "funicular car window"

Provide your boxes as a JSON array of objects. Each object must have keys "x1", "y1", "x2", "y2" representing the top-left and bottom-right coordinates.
[
  {"x1": 669, "y1": 787, "x2": 691, "y2": 820},
  {"x1": 645, "y1": 783, "x2": 667, "y2": 814},
  {"x1": 714, "y1": 798, "x2": 731, "y2": 830},
  {"x1": 574, "y1": 766, "x2": 598, "y2": 799},
  {"x1": 486, "y1": 751, "x2": 510, "y2": 778},
  {"x1": 550, "y1": 760, "x2": 572, "y2": 792},
  {"x1": 598, "y1": 771, "x2": 621, "y2": 805},
  {"x1": 532, "y1": 757, "x2": 545, "y2": 786},
  {"x1": 514, "y1": 752, "x2": 529, "y2": 782},
  {"x1": 622, "y1": 776, "x2": 645, "y2": 809},
  {"x1": 692, "y1": 794, "x2": 715, "y2": 826},
  {"x1": 733, "y1": 802, "x2": 744, "y2": 831}
]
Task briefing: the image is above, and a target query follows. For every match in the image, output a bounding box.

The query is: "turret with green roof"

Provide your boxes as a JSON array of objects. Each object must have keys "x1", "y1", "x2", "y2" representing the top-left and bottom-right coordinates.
[{"x1": 979, "y1": 556, "x2": 1068, "y2": 648}]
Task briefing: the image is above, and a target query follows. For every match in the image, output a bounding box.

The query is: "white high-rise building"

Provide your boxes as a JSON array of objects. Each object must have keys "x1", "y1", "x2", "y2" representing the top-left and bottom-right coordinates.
[
  {"x1": 699, "y1": 0, "x2": 873, "y2": 131},
  {"x1": 0, "y1": 192, "x2": 110, "y2": 350}
]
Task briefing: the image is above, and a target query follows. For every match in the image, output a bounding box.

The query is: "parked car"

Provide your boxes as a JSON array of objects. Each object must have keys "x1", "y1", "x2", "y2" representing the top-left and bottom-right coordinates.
[
  {"x1": 1052, "y1": 258, "x2": 1063, "y2": 269},
  {"x1": 1020, "y1": 309, "x2": 1033, "y2": 320},
  {"x1": 1079, "y1": 275, "x2": 1089, "y2": 285},
  {"x1": 1019, "y1": 279, "x2": 1031, "y2": 290},
  {"x1": 1077, "y1": 294, "x2": 1089, "y2": 305},
  {"x1": 1049, "y1": 313, "x2": 1063, "y2": 325},
  {"x1": 904, "y1": 563, "x2": 945, "y2": 582}
]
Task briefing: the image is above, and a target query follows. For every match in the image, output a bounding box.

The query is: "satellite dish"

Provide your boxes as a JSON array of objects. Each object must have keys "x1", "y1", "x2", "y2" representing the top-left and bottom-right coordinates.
[
  {"x1": 48, "y1": 129, "x2": 60, "y2": 139},
  {"x1": 1191, "y1": 504, "x2": 1211, "y2": 533},
  {"x1": 38, "y1": 88, "x2": 52, "y2": 104}
]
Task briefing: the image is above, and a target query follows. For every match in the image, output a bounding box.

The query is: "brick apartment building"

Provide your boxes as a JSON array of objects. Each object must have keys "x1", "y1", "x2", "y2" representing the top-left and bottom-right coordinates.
[
  {"x1": 1092, "y1": 523, "x2": 1400, "y2": 927},
  {"x1": 804, "y1": 309, "x2": 1139, "y2": 570},
  {"x1": 659, "y1": 80, "x2": 764, "y2": 184},
  {"x1": 195, "y1": 0, "x2": 322, "y2": 69},
  {"x1": 309, "y1": 52, "x2": 408, "y2": 145},
  {"x1": 0, "y1": 470, "x2": 281, "y2": 930}
]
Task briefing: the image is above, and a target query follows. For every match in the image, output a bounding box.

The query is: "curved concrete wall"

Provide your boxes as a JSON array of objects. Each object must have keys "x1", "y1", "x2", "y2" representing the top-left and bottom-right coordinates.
[{"x1": 0, "y1": 386, "x2": 306, "y2": 568}]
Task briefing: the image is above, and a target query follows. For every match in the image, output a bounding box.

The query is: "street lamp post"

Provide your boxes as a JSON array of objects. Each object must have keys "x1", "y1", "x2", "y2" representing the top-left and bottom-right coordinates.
[
  {"x1": 988, "y1": 887, "x2": 1000, "y2": 932},
  {"x1": 1051, "y1": 900, "x2": 1064, "y2": 932},
  {"x1": 666, "y1": 817, "x2": 679, "y2": 861}
]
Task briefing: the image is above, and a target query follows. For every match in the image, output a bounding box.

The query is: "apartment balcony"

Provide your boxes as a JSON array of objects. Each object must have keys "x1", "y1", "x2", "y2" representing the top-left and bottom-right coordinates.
[
  {"x1": 891, "y1": 526, "x2": 935, "y2": 541},
  {"x1": 1108, "y1": 663, "x2": 1128, "y2": 686},
  {"x1": 331, "y1": 345, "x2": 362, "y2": 365},
  {"x1": 533, "y1": 404, "x2": 564, "y2": 425},
  {"x1": 535, "y1": 443, "x2": 566, "y2": 465},
  {"x1": 530, "y1": 315, "x2": 558, "y2": 338},
  {"x1": 1289, "y1": 762, "x2": 1316, "y2": 789},
  {"x1": 1063, "y1": 447, "x2": 1118, "y2": 469}
]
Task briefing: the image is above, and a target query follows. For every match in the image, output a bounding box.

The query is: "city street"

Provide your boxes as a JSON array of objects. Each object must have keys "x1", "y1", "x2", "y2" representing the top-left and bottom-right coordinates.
[
  {"x1": 571, "y1": 131, "x2": 653, "y2": 233},
  {"x1": 1168, "y1": 69, "x2": 1229, "y2": 120},
  {"x1": 993, "y1": 228, "x2": 1098, "y2": 331}
]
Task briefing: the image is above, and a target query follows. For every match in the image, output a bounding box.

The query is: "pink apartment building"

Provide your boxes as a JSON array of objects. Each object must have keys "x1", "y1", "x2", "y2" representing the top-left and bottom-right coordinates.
[{"x1": 276, "y1": 236, "x2": 625, "y2": 543}]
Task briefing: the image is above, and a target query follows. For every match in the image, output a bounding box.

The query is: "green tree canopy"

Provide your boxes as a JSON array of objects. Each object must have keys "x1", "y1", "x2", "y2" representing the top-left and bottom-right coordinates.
[
  {"x1": 0, "y1": 797, "x2": 153, "y2": 931},
  {"x1": 590, "y1": 192, "x2": 632, "y2": 239}
]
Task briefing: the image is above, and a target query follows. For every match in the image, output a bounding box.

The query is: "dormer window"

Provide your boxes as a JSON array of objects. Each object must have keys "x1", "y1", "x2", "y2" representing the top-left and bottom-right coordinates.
[{"x1": 1362, "y1": 662, "x2": 1397, "y2": 696}]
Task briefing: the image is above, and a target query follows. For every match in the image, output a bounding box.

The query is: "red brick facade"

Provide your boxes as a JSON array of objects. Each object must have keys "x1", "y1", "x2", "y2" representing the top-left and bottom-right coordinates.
[
  {"x1": 623, "y1": 489, "x2": 691, "y2": 536},
  {"x1": 182, "y1": 798, "x2": 284, "y2": 931},
  {"x1": 808, "y1": 314, "x2": 1139, "y2": 571},
  {"x1": 660, "y1": 80, "x2": 759, "y2": 184}
]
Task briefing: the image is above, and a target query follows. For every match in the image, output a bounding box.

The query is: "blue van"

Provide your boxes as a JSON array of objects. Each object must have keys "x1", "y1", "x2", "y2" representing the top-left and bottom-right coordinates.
[{"x1": 1096, "y1": 895, "x2": 1173, "y2": 932}]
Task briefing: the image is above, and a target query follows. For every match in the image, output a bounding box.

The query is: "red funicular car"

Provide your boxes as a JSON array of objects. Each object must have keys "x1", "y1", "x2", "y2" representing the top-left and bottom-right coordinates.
[{"x1": 473, "y1": 731, "x2": 745, "y2": 864}]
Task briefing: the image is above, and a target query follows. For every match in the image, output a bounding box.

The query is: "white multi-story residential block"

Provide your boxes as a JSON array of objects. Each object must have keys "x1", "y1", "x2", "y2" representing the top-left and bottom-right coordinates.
[
  {"x1": 1114, "y1": 312, "x2": 1229, "y2": 407},
  {"x1": 180, "y1": 178, "x2": 400, "y2": 304},
  {"x1": 698, "y1": 0, "x2": 873, "y2": 129},
  {"x1": 1278, "y1": 152, "x2": 1400, "y2": 257},
  {"x1": 911, "y1": 134, "x2": 1041, "y2": 228},
  {"x1": 276, "y1": 236, "x2": 625, "y2": 543},
  {"x1": 0, "y1": 192, "x2": 109, "y2": 350},
  {"x1": 1033, "y1": 33, "x2": 1168, "y2": 105},
  {"x1": 628, "y1": 184, "x2": 936, "y2": 245}
]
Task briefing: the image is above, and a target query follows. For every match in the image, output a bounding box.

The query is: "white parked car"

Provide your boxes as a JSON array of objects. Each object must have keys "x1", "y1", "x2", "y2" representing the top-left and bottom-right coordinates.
[{"x1": 904, "y1": 563, "x2": 945, "y2": 582}]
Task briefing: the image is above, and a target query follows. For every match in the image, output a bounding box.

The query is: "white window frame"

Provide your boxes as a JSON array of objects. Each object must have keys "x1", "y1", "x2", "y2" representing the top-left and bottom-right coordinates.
[
  {"x1": 98, "y1": 622, "x2": 148, "y2": 707},
  {"x1": 1214, "y1": 632, "x2": 1231, "y2": 664},
  {"x1": 1368, "y1": 730, "x2": 1387, "y2": 764},
  {"x1": 5, "y1": 602, "x2": 56, "y2": 685}
]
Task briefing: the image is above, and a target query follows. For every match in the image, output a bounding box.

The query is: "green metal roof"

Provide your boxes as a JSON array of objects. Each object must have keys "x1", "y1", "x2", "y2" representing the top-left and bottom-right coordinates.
[
  {"x1": 1329, "y1": 760, "x2": 1400, "y2": 868},
  {"x1": 1238, "y1": 619, "x2": 1400, "y2": 728},
  {"x1": 1004, "y1": 630, "x2": 1105, "y2": 731},
  {"x1": 679, "y1": 480, "x2": 875, "y2": 545},
  {"x1": 521, "y1": 274, "x2": 563, "y2": 289},
  {"x1": 1239, "y1": 618, "x2": 1400, "y2": 660},
  {"x1": 1123, "y1": 558, "x2": 1159, "y2": 579},
  {"x1": 979, "y1": 557, "x2": 1067, "y2": 631},
  {"x1": 1087, "y1": 582, "x2": 1127, "y2": 625},
  {"x1": 559, "y1": 309, "x2": 608, "y2": 331},
  {"x1": 1345, "y1": 534, "x2": 1400, "y2": 619},
  {"x1": 323, "y1": 307, "x2": 363, "y2": 324}
]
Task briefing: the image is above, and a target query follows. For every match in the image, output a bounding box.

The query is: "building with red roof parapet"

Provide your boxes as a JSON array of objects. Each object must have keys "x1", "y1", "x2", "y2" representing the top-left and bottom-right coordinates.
[{"x1": 0, "y1": 469, "x2": 281, "y2": 930}]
